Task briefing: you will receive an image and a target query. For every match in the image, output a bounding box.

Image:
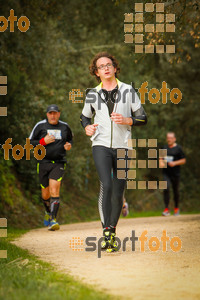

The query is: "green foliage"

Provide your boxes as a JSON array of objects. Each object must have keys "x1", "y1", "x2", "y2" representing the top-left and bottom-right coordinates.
[{"x1": 0, "y1": 152, "x2": 22, "y2": 207}]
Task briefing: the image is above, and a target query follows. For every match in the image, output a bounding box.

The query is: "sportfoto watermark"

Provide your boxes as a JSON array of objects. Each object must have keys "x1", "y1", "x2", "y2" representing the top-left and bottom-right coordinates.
[
  {"x1": 0, "y1": 218, "x2": 7, "y2": 259},
  {"x1": 1, "y1": 138, "x2": 46, "y2": 160},
  {"x1": 124, "y1": 3, "x2": 176, "y2": 53},
  {"x1": 0, "y1": 75, "x2": 7, "y2": 116},
  {"x1": 69, "y1": 81, "x2": 182, "y2": 105},
  {"x1": 69, "y1": 230, "x2": 182, "y2": 258},
  {"x1": 117, "y1": 138, "x2": 167, "y2": 190},
  {"x1": 0, "y1": 9, "x2": 30, "y2": 32}
]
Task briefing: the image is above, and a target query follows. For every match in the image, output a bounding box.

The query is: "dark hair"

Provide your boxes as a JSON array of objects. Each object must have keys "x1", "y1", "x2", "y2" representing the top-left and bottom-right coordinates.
[{"x1": 89, "y1": 52, "x2": 120, "y2": 82}]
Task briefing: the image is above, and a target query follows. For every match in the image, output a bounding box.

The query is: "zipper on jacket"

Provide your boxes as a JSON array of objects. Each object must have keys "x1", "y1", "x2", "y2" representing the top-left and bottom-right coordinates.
[
  {"x1": 111, "y1": 119, "x2": 113, "y2": 148},
  {"x1": 111, "y1": 102, "x2": 118, "y2": 148},
  {"x1": 97, "y1": 88, "x2": 118, "y2": 148},
  {"x1": 102, "y1": 94, "x2": 114, "y2": 148}
]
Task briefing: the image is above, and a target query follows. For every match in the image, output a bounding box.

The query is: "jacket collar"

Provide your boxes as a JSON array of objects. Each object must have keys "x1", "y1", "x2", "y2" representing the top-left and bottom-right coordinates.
[{"x1": 96, "y1": 78, "x2": 123, "y2": 92}]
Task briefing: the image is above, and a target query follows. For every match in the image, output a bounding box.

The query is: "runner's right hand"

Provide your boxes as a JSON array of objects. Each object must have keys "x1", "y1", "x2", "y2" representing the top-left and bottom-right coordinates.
[
  {"x1": 159, "y1": 159, "x2": 166, "y2": 168},
  {"x1": 44, "y1": 133, "x2": 55, "y2": 144},
  {"x1": 85, "y1": 124, "x2": 98, "y2": 136}
]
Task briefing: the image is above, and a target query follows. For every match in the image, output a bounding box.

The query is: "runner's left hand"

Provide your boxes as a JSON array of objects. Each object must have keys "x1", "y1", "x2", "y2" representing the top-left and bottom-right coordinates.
[
  {"x1": 64, "y1": 142, "x2": 72, "y2": 151},
  {"x1": 110, "y1": 112, "x2": 125, "y2": 124}
]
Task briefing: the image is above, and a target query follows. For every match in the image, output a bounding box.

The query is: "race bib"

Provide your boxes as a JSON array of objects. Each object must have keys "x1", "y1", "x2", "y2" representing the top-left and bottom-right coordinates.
[
  {"x1": 47, "y1": 129, "x2": 62, "y2": 140},
  {"x1": 165, "y1": 155, "x2": 174, "y2": 162}
]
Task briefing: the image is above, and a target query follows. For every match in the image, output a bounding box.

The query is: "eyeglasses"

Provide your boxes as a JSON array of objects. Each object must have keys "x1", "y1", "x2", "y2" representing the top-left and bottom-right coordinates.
[{"x1": 97, "y1": 63, "x2": 113, "y2": 70}]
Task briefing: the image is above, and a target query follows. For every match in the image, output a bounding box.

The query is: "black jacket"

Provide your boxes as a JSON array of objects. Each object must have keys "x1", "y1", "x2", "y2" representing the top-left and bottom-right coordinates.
[{"x1": 29, "y1": 119, "x2": 73, "y2": 162}]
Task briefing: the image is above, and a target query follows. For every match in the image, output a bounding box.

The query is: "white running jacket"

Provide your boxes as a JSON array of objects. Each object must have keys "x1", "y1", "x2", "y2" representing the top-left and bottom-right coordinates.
[{"x1": 81, "y1": 79, "x2": 141, "y2": 149}]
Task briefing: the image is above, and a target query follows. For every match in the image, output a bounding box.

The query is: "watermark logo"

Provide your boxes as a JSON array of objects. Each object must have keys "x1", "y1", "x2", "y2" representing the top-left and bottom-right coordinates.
[
  {"x1": 139, "y1": 81, "x2": 181, "y2": 104},
  {"x1": 69, "y1": 237, "x2": 84, "y2": 251},
  {"x1": 69, "y1": 230, "x2": 182, "y2": 258},
  {"x1": 1, "y1": 138, "x2": 46, "y2": 160},
  {"x1": 69, "y1": 89, "x2": 83, "y2": 103},
  {"x1": 0, "y1": 9, "x2": 30, "y2": 33},
  {"x1": 117, "y1": 138, "x2": 167, "y2": 189},
  {"x1": 0, "y1": 218, "x2": 7, "y2": 259},
  {"x1": 124, "y1": 3, "x2": 175, "y2": 53},
  {"x1": 0, "y1": 75, "x2": 7, "y2": 116},
  {"x1": 69, "y1": 81, "x2": 182, "y2": 105}
]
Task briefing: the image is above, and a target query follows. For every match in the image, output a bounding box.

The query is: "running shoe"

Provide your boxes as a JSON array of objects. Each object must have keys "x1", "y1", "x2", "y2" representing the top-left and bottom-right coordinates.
[
  {"x1": 44, "y1": 212, "x2": 51, "y2": 226},
  {"x1": 48, "y1": 219, "x2": 60, "y2": 231},
  {"x1": 122, "y1": 202, "x2": 129, "y2": 217},
  {"x1": 162, "y1": 208, "x2": 171, "y2": 216},
  {"x1": 106, "y1": 233, "x2": 119, "y2": 253},
  {"x1": 174, "y1": 208, "x2": 180, "y2": 216},
  {"x1": 101, "y1": 230, "x2": 111, "y2": 250}
]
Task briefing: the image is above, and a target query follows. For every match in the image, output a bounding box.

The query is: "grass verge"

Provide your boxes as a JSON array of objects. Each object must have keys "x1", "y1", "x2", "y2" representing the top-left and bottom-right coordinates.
[
  {"x1": 0, "y1": 228, "x2": 112, "y2": 300},
  {"x1": 120, "y1": 210, "x2": 200, "y2": 219}
]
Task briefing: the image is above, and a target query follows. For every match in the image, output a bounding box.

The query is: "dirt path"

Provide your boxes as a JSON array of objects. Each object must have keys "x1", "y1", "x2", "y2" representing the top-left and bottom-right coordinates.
[{"x1": 12, "y1": 214, "x2": 200, "y2": 300}]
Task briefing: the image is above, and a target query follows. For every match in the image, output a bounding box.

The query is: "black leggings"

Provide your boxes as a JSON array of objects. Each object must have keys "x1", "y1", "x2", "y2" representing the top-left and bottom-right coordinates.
[
  {"x1": 163, "y1": 173, "x2": 180, "y2": 208},
  {"x1": 92, "y1": 146, "x2": 127, "y2": 229}
]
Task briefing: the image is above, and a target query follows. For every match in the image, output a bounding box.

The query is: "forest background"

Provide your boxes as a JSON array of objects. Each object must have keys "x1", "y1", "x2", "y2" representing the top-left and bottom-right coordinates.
[{"x1": 0, "y1": 0, "x2": 199, "y2": 228}]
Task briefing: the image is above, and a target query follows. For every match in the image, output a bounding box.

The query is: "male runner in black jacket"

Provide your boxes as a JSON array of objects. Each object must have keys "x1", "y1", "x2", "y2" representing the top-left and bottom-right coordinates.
[
  {"x1": 160, "y1": 132, "x2": 186, "y2": 216},
  {"x1": 29, "y1": 104, "x2": 73, "y2": 230}
]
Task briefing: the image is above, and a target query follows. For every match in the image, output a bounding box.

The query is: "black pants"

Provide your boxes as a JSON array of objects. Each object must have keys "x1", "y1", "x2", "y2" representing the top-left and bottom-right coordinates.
[
  {"x1": 92, "y1": 146, "x2": 127, "y2": 229},
  {"x1": 163, "y1": 173, "x2": 180, "y2": 208}
]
